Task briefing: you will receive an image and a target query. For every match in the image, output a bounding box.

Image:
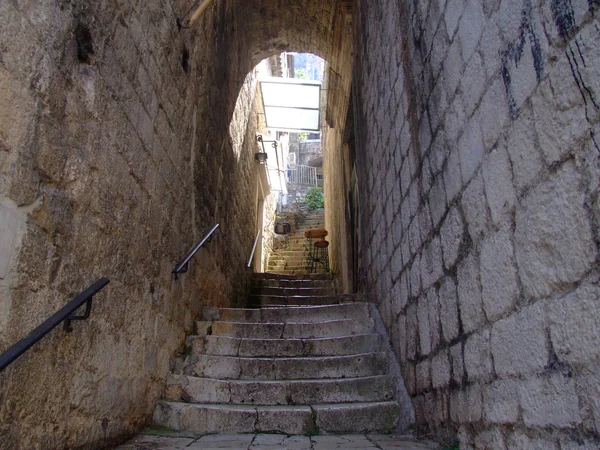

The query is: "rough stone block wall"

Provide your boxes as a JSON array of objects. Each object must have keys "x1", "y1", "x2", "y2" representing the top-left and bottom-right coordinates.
[
  {"x1": 323, "y1": 6, "x2": 356, "y2": 293},
  {"x1": 354, "y1": 0, "x2": 600, "y2": 447},
  {"x1": 0, "y1": 1, "x2": 267, "y2": 447}
]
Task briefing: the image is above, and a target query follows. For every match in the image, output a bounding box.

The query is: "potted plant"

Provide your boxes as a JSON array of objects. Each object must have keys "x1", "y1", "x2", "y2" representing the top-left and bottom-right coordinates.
[{"x1": 274, "y1": 214, "x2": 291, "y2": 234}]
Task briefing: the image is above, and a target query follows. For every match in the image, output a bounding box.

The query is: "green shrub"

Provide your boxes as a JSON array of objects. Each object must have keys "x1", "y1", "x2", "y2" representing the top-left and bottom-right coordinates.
[{"x1": 306, "y1": 187, "x2": 324, "y2": 210}]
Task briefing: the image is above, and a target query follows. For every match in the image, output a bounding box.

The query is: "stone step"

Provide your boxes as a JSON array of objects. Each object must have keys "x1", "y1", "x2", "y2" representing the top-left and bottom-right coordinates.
[
  {"x1": 250, "y1": 286, "x2": 336, "y2": 296},
  {"x1": 251, "y1": 279, "x2": 334, "y2": 288},
  {"x1": 166, "y1": 375, "x2": 393, "y2": 405},
  {"x1": 189, "y1": 333, "x2": 382, "y2": 357},
  {"x1": 252, "y1": 273, "x2": 332, "y2": 280},
  {"x1": 202, "y1": 303, "x2": 368, "y2": 323},
  {"x1": 268, "y1": 256, "x2": 310, "y2": 263},
  {"x1": 268, "y1": 270, "x2": 328, "y2": 276},
  {"x1": 210, "y1": 317, "x2": 374, "y2": 339},
  {"x1": 185, "y1": 352, "x2": 387, "y2": 380},
  {"x1": 153, "y1": 400, "x2": 400, "y2": 435},
  {"x1": 247, "y1": 295, "x2": 338, "y2": 307}
]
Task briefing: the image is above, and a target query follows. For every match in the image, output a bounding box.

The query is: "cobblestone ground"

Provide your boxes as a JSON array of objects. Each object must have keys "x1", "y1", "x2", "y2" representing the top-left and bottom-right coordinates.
[{"x1": 115, "y1": 433, "x2": 442, "y2": 449}]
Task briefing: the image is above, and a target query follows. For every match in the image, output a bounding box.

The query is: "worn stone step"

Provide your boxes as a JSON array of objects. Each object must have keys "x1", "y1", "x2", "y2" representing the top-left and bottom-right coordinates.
[
  {"x1": 268, "y1": 256, "x2": 310, "y2": 264},
  {"x1": 185, "y1": 352, "x2": 387, "y2": 380},
  {"x1": 247, "y1": 295, "x2": 338, "y2": 307},
  {"x1": 210, "y1": 317, "x2": 374, "y2": 339},
  {"x1": 251, "y1": 279, "x2": 334, "y2": 288},
  {"x1": 166, "y1": 375, "x2": 393, "y2": 405},
  {"x1": 250, "y1": 286, "x2": 336, "y2": 296},
  {"x1": 203, "y1": 303, "x2": 368, "y2": 323},
  {"x1": 253, "y1": 273, "x2": 332, "y2": 280},
  {"x1": 153, "y1": 400, "x2": 399, "y2": 435},
  {"x1": 262, "y1": 270, "x2": 328, "y2": 276},
  {"x1": 189, "y1": 333, "x2": 381, "y2": 357}
]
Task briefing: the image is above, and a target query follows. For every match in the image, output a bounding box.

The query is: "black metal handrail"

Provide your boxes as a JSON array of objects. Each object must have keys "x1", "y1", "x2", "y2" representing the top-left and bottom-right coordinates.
[
  {"x1": 247, "y1": 229, "x2": 261, "y2": 268},
  {"x1": 0, "y1": 277, "x2": 110, "y2": 372},
  {"x1": 172, "y1": 223, "x2": 219, "y2": 279}
]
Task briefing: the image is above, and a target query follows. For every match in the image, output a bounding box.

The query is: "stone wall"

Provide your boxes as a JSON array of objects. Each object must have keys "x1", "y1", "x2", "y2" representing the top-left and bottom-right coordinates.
[
  {"x1": 0, "y1": 1, "x2": 269, "y2": 448},
  {"x1": 353, "y1": 0, "x2": 600, "y2": 447}
]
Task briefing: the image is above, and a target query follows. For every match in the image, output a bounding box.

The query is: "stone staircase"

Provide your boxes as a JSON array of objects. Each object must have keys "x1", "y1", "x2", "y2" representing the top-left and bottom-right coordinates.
[
  {"x1": 152, "y1": 273, "x2": 401, "y2": 435},
  {"x1": 267, "y1": 209, "x2": 328, "y2": 274}
]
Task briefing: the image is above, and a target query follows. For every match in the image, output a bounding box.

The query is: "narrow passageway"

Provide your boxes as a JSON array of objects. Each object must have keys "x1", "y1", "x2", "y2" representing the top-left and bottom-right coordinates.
[{"x1": 267, "y1": 208, "x2": 328, "y2": 275}]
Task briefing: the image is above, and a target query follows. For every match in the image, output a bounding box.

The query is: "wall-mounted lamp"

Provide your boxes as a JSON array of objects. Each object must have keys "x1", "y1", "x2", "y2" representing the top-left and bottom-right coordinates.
[
  {"x1": 255, "y1": 135, "x2": 268, "y2": 164},
  {"x1": 255, "y1": 152, "x2": 268, "y2": 164}
]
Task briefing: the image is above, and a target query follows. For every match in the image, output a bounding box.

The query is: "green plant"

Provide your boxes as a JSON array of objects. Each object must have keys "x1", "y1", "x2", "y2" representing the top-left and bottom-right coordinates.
[
  {"x1": 298, "y1": 132, "x2": 308, "y2": 141},
  {"x1": 305, "y1": 187, "x2": 324, "y2": 210},
  {"x1": 294, "y1": 68, "x2": 308, "y2": 79}
]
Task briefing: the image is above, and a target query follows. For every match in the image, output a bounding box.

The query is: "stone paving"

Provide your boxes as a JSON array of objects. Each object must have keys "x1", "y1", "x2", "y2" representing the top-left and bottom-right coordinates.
[{"x1": 116, "y1": 432, "x2": 441, "y2": 449}]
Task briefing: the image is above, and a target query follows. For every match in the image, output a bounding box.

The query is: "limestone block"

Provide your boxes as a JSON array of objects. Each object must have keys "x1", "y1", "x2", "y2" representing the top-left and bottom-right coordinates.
[
  {"x1": 491, "y1": 301, "x2": 548, "y2": 377},
  {"x1": 461, "y1": 53, "x2": 486, "y2": 116},
  {"x1": 443, "y1": 147, "x2": 463, "y2": 204},
  {"x1": 480, "y1": 225, "x2": 519, "y2": 321},
  {"x1": 450, "y1": 342, "x2": 464, "y2": 384},
  {"x1": 457, "y1": 0, "x2": 486, "y2": 61},
  {"x1": 464, "y1": 328, "x2": 493, "y2": 381},
  {"x1": 482, "y1": 147, "x2": 516, "y2": 225},
  {"x1": 478, "y1": 77, "x2": 510, "y2": 149},
  {"x1": 482, "y1": 378, "x2": 521, "y2": 424},
  {"x1": 417, "y1": 294, "x2": 432, "y2": 356},
  {"x1": 440, "y1": 205, "x2": 464, "y2": 270},
  {"x1": 431, "y1": 349, "x2": 451, "y2": 389},
  {"x1": 473, "y1": 427, "x2": 507, "y2": 450},
  {"x1": 532, "y1": 59, "x2": 590, "y2": 166},
  {"x1": 515, "y1": 161, "x2": 596, "y2": 299},
  {"x1": 391, "y1": 244, "x2": 403, "y2": 281},
  {"x1": 444, "y1": 0, "x2": 465, "y2": 39},
  {"x1": 256, "y1": 406, "x2": 313, "y2": 435},
  {"x1": 548, "y1": 284, "x2": 600, "y2": 366},
  {"x1": 427, "y1": 286, "x2": 441, "y2": 352},
  {"x1": 0, "y1": 67, "x2": 36, "y2": 153},
  {"x1": 461, "y1": 172, "x2": 489, "y2": 243},
  {"x1": 429, "y1": 174, "x2": 447, "y2": 228},
  {"x1": 438, "y1": 276, "x2": 460, "y2": 342},
  {"x1": 407, "y1": 302, "x2": 418, "y2": 362},
  {"x1": 443, "y1": 37, "x2": 465, "y2": 98},
  {"x1": 410, "y1": 255, "x2": 421, "y2": 298},
  {"x1": 416, "y1": 358, "x2": 431, "y2": 393},
  {"x1": 450, "y1": 383, "x2": 482, "y2": 423},
  {"x1": 457, "y1": 252, "x2": 486, "y2": 334},
  {"x1": 519, "y1": 372, "x2": 582, "y2": 427},
  {"x1": 574, "y1": 366, "x2": 600, "y2": 435},
  {"x1": 506, "y1": 430, "x2": 559, "y2": 450},
  {"x1": 459, "y1": 116, "x2": 485, "y2": 185},
  {"x1": 479, "y1": 20, "x2": 502, "y2": 80},
  {"x1": 420, "y1": 236, "x2": 444, "y2": 291},
  {"x1": 505, "y1": 106, "x2": 543, "y2": 194},
  {"x1": 409, "y1": 215, "x2": 422, "y2": 256},
  {"x1": 419, "y1": 203, "x2": 433, "y2": 242}
]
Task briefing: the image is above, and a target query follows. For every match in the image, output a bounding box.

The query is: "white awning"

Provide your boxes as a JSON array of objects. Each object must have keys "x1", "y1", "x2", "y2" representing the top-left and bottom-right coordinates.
[{"x1": 260, "y1": 78, "x2": 321, "y2": 132}]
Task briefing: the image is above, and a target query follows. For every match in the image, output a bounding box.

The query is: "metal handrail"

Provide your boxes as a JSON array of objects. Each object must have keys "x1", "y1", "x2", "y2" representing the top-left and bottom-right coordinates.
[
  {"x1": 247, "y1": 229, "x2": 261, "y2": 268},
  {"x1": 0, "y1": 278, "x2": 110, "y2": 371},
  {"x1": 172, "y1": 223, "x2": 219, "y2": 279}
]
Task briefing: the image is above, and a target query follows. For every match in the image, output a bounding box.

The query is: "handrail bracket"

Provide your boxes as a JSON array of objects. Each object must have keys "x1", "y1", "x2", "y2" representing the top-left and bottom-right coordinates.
[{"x1": 63, "y1": 297, "x2": 94, "y2": 332}]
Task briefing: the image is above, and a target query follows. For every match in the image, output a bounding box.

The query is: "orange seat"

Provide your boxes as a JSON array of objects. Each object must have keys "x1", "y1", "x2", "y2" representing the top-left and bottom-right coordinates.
[
  {"x1": 314, "y1": 240, "x2": 329, "y2": 248},
  {"x1": 304, "y1": 228, "x2": 328, "y2": 239}
]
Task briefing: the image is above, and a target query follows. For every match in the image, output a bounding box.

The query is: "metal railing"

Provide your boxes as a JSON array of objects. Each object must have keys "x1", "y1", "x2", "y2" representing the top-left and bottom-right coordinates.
[
  {"x1": 288, "y1": 164, "x2": 319, "y2": 186},
  {"x1": 247, "y1": 229, "x2": 261, "y2": 268},
  {"x1": 0, "y1": 278, "x2": 110, "y2": 371},
  {"x1": 172, "y1": 223, "x2": 219, "y2": 279}
]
